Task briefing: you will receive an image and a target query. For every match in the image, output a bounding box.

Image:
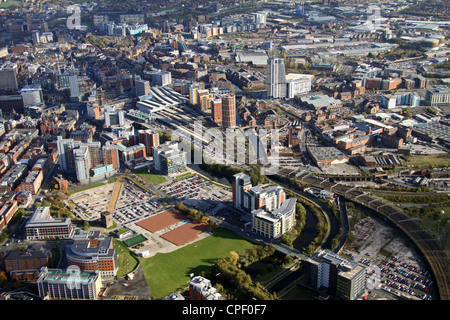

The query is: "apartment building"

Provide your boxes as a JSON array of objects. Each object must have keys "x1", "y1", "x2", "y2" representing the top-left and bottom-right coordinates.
[
  {"x1": 233, "y1": 173, "x2": 296, "y2": 239},
  {"x1": 1, "y1": 244, "x2": 53, "y2": 281}
]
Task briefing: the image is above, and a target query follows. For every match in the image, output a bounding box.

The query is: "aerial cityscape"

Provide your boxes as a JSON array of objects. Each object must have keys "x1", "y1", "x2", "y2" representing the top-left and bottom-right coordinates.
[{"x1": 0, "y1": 0, "x2": 449, "y2": 307}]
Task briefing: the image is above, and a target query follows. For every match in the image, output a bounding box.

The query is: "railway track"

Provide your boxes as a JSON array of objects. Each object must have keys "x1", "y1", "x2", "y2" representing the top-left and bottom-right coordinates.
[{"x1": 298, "y1": 173, "x2": 450, "y2": 300}]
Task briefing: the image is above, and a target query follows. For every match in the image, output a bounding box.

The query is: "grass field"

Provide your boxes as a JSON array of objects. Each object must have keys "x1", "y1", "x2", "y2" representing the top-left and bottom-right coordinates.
[
  {"x1": 403, "y1": 153, "x2": 450, "y2": 168},
  {"x1": 133, "y1": 168, "x2": 167, "y2": 185},
  {"x1": 140, "y1": 228, "x2": 254, "y2": 299},
  {"x1": 114, "y1": 239, "x2": 140, "y2": 277}
]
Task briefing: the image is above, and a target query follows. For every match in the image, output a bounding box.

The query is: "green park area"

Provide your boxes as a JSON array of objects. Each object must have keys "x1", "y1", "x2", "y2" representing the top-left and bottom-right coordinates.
[
  {"x1": 114, "y1": 239, "x2": 140, "y2": 278},
  {"x1": 140, "y1": 228, "x2": 254, "y2": 299},
  {"x1": 133, "y1": 168, "x2": 167, "y2": 185}
]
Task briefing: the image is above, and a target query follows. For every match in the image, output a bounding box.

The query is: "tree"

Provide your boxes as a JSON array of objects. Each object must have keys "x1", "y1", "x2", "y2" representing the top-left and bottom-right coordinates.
[
  {"x1": 0, "y1": 271, "x2": 7, "y2": 287},
  {"x1": 404, "y1": 107, "x2": 412, "y2": 119},
  {"x1": 229, "y1": 251, "x2": 239, "y2": 266}
]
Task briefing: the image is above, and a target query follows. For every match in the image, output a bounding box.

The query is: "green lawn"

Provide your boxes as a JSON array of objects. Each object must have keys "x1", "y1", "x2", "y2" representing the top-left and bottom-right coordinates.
[
  {"x1": 114, "y1": 239, "x2": 140, "y2": 278},
  {"x1": 133, "y1": 168, "x2": 167, "y2": 185},
  {"x1": 140, "y1": 228, "x2": 254, "y2": 299}
]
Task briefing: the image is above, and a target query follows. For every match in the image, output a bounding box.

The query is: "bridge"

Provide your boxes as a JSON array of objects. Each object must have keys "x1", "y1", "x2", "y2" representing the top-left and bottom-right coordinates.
[{"x1": 273, "y1": 242, "x2": 309, "y2": 261}]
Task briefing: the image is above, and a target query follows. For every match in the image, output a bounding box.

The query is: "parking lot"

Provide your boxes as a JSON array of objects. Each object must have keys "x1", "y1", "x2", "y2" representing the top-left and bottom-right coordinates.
[
  {"x1": 160, "y1": 175, "x2": 232, "y2": 203},
  {"x1": 343, "y1": 215, "x2": 435, "y2": 300},
  {"x1": 112, "y1": 180, "x2": 164, "y2": 225}
]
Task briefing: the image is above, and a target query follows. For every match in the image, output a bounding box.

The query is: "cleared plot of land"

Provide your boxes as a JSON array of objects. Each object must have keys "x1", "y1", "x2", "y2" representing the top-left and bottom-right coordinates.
[
  {"x1": 135, "y1": 210, "x2": 186, "y2": 233},
  {"x1": 160, "y1": 222, "x2": 208, "y2": 246},
  {"x1": 403, "y1": 153, "x2": 450, "y2": 168}
]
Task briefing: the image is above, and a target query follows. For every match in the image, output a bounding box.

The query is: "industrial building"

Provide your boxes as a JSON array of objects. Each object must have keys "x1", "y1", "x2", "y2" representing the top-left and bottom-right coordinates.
[{"x1": 308, "y1": 147, "x2": 349, "y2": 167}]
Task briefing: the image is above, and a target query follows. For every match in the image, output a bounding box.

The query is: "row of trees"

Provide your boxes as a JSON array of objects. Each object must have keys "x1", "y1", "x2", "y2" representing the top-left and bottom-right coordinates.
[
  {"x1": 279, "y1": 202, "x2": 307, "y2": 247},
  {"x1": 214, "y1": 245, "x2": 278, "y2": 300},
  {"x1": 175, "y1": 201, "x2": 211, "y2": 226}
]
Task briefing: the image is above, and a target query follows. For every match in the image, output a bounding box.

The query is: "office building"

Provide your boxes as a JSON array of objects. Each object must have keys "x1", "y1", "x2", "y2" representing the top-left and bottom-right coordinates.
[
  {"x1": 143, "y1": 69, "x2": 172, "y2": 87},
  {"x1": 152, "y1": 141, "x2": 187, "y2": 176},
  {"x1": 426, "y1": 87, "x2": 450, "y2": 106},
  {"x1": 25, "y1": 206, "x2": 74, "y2": 240},
  {"x1": 104, "y1": 105, "x2": 125, "y2": 127},
  {"x1": 304, "y1": 250, "x2": 367, "y2": 300},
  {"x1": 69, "y1": 75, "x2": 80, "y2": 101},
  {"x1": 221, "y1": 94, "x2": 236, "y2": 128},
  {"x1": 135, "y1": 79, "x2": 151, "y2": 97},
  {"x1": 19, "y1": 86, "x2": 43, "y2": 106},
  {"x1": 66, "y1": 230, "x2": 118, "y2": 278},
  {"x1": 37, "y1": 267, "x2": 102, "y2": 300},
  {"x1": 380, "y1": 92, "x2": 420, "y2": 109},
  {"x1": 102, "y1": 143, "x2": 120, "y2": 169},
  {"x1": 16, "y1": 169, "x2": 43, "y2": 195},
  {"x1": 285, "y1": 74, "x2": 314, "y2": 98},
  {"x1": 0, "y1": 200, "x2": 18, "y2": 233},
  {"x1": 0, "y1": 66, "x2": 18, "y2": 90}
]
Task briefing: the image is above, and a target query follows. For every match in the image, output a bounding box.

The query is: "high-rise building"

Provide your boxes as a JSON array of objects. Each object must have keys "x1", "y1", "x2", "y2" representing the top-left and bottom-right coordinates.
[
  {"x1": 138, "y1": 129, "x2": 159, "y2": 156},
  {"x1": 135, "y1": 79, "x2": 151, "y2": 97},
  {"x1": 211, "y1": 96, "x2": 222, "y2": 123},
  {"x1": 74, "y1": 145, "x2": 90, "y2": 182},
  {"x1": 57, "y1": 137, "x2": 119, "y2": 181},
  {"x1": 57, "y1": 136, "x2": 78, "y2": 173},
  {"x1": 0, "y1": 67, "x2": 18, "y2": 90},
  {"x1": 233, "y1": 173, "x2": 296, "y2": 239},
  {"x1": 221, "y1": 94, "x2": 236, "y2": 128},
  {"x1": 189, "y1": 84, "x2": 199, "y2": 106},
  {"x1": 102, "y1": 143, "x2": 119, "y2": 169},
  {"x1": 143, "y1": 69, "x2": 172, "y2": 87},
  {"x1": 87, "y1": 141, "x2": 102, "y2": 169},
  {"x1": 69, "y1": 75, "x2": 80, "y2": 102},
  {"x1": 197, "y1": 89, "x2": 211, "y2": 111},
  {"x1": 267, "y1": 57, "x2": 287, "y2": 99},
  {"x1": 304, "y1": 250, "x2": 367, "y2": 300}
]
